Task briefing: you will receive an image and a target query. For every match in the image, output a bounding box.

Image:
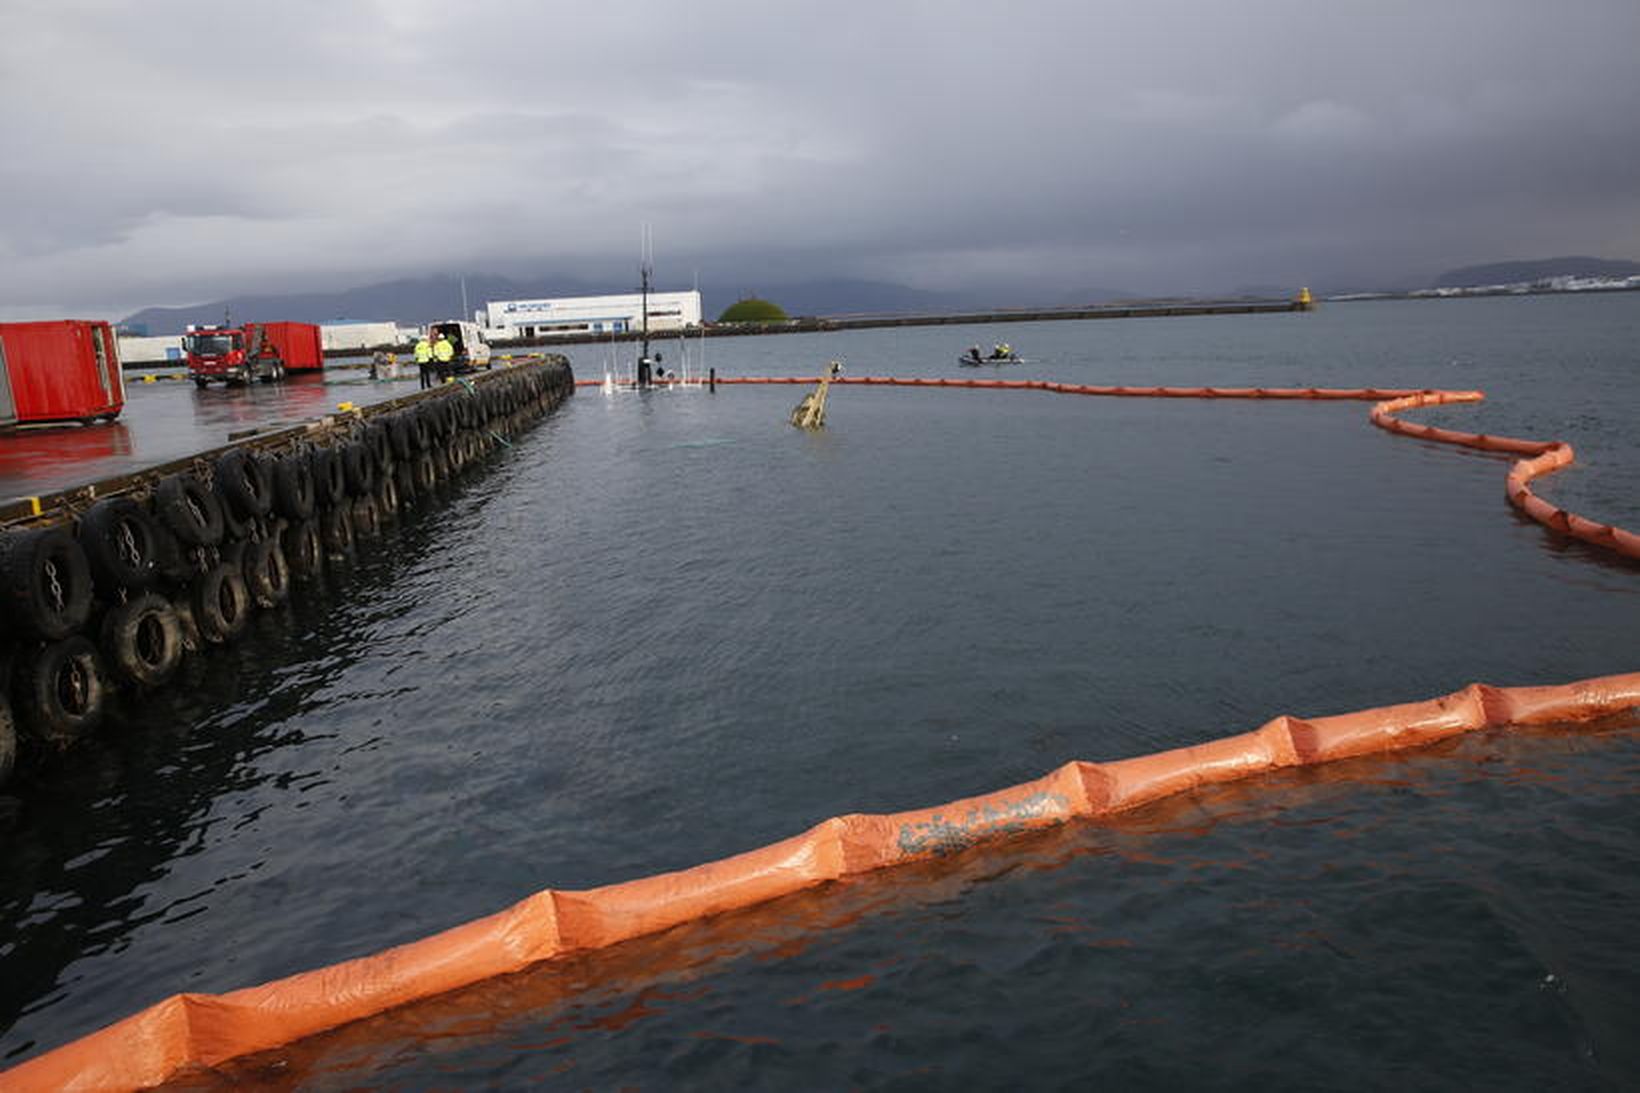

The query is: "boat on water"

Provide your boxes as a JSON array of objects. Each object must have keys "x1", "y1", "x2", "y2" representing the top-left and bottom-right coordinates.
[
  {"x1": 958, "y1": 343, "x2": 1023, "y2": 366},
  {"x1": 601, "y1": 230, "x2": 708, "y2": 394}
]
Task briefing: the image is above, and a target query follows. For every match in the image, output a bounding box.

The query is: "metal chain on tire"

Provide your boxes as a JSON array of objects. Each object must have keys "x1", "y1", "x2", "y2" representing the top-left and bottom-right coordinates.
[{"x1": 44, "y1": 557, "x2": 65, "y2": 613}]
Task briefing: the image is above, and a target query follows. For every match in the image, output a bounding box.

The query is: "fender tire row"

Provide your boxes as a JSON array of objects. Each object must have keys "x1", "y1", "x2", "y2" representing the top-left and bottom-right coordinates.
[{"x1": 0, "y1": 363, "x2": 574, "y2": 788}]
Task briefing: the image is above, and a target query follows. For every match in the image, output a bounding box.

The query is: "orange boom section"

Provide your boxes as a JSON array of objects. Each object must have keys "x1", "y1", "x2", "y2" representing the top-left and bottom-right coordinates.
[
  {"x1": 5, "y1": 672, "x2": 1637, "y2": 1092},
  {"x1": 585, "y1": 376, "x2": 1635, "y2": 561}
]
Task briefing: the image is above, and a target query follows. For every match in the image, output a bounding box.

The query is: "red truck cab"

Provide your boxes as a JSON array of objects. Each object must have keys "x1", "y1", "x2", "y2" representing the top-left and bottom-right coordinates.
[
  {"x1": 184, "y1": 322, "x2": 324, "y2": 387},
  {"x1": 0, "y1": 320, "x2": 125, "y2": 427}
]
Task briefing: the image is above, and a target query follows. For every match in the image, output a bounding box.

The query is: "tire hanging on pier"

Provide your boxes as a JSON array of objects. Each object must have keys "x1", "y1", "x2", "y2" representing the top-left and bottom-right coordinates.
[
  {"x1": 100, "y1": 591, "x2": 184, "y2": 689},
  {"x1": 242, "y1": 538, "x2": 290, "y2": 609},
  {"x1": 0, "y1": 526, "x2": 94, "y2": 641},
  {"x1": 0, "y1": 690, "x2": 16, "y2": 789},
  {"x1": 215, "y1": 449, "x2": 274, "y2": 522},
  {"x1": 77, "y1": 497, "x2": 161, "y2": 597},
  {"x1": 310, "y1": 446, "x2": 346, "y2": 510},
  {"x1": 281, "y1": 520, "x2": 323, "y2": 581},
  {"x1": 341, "y1": 441, "x2": 375, "y2": 498},
  {"x1": 191, "y1": 563, "x2": 250, "y2": 644},
  {"x1": 271, "y1": 451, "x2": 317, "y2": 522},
  {"x1": 154, "y1": 474, "x2": 224, "y2": 548},
  {"x1": 320, "y1": 504, "x2": 354, "y2": 557},
  {"x1": 12, "y1": 635, "x2": 108, "y2": 746}
]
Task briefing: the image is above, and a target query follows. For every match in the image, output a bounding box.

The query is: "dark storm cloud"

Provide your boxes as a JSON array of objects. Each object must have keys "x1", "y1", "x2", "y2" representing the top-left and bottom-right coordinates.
[{"x1": 2, "y1": 0, "x2": 1638, "y2": 319}]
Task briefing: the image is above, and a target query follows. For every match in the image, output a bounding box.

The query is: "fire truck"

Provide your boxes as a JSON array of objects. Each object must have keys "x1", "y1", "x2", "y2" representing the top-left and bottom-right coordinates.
[{"x1": 183, "y1": 321, "x2": 323, "y2": 388}]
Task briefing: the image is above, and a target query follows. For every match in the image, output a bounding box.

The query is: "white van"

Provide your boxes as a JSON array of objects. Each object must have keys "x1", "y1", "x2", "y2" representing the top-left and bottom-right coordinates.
[{"x1": 428, "y1": 320, "x2": 493, "y2": 372}]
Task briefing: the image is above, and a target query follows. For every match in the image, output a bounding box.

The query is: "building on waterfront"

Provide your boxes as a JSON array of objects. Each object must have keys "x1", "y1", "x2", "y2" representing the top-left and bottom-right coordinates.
[{"x1": 480, "y1": 290, "x2": 703, "y2": 340}]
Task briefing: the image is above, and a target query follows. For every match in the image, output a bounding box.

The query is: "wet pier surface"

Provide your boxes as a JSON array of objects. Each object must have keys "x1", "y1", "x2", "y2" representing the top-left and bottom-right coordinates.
[{"x1": 0, "y1": 366, "x2": 422, "y2": 503}]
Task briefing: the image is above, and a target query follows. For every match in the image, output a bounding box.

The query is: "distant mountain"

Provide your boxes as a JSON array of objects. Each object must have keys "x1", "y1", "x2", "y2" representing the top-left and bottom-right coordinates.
[
  {"x1": 120, "y1": 274, "x2": 1025, "y2": 334},
  {"x1": 1432, "y1": 256, "x2": 1640, "y2": 289},
  {"x1": 120, "y1": 274, "x2": 616, "y2": 335}
]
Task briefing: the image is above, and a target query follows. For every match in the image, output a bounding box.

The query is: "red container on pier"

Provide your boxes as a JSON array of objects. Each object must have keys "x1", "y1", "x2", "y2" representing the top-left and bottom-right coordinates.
[
  {"x1": 0, "y1": 320, "x2": 125, "y2": 428},
  {"x1": 259, "y1": 321, "x2": 324, "y2": 373}
]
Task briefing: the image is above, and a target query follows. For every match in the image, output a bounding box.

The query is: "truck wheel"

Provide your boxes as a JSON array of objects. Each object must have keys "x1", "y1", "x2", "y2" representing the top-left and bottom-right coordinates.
[
  {"x1": 194, "y1": 378, "x2": 209, "y2": 390},
  {"x1": 100, "y1": 591, "x2": 183, "y2": 688},
  {"x1": 155, "y1": 474, "x2": 225, "y2": 547},
  {"x1": 271, "y1": 451, "x2": 317, "y2": 521},
  {"x1": 0, "y1": 527, "x2": 94, "y2": 642},
  {"x1": 13, "y1": 636, "x2": 108, "y2": 746},
  {"x1": 191, "y1": 563, "x2": 250, "y2": 644},
  {"x1": 77, "y1": 497, "x2": 160, "y2": 596}
]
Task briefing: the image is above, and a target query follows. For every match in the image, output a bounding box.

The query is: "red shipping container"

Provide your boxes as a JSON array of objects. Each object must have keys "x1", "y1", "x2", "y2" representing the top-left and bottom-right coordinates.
[
  {"x1": 258, "y1": 321, "x2": 324, "y2": 372},
  {"x1": 0, "y1": 320, "x2": 125, "y2": 427}
]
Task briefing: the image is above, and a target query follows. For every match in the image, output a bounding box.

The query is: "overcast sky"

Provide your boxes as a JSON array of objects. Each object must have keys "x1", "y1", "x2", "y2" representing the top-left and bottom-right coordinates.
[{"x1": 3, "y1": 0, "x2": 1639, "y2": 320}]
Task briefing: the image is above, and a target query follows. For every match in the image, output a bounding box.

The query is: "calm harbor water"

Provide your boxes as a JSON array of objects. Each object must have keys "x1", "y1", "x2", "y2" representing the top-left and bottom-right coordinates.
[{"x1": 1, "y1": 294, "x2": 1637, "y2": 1089}]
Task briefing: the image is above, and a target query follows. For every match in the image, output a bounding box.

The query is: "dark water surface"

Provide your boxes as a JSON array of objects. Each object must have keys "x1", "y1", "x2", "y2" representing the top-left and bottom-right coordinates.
[{"x1": 1, "y1": 295, "x2": 1637, "y2": 1089}]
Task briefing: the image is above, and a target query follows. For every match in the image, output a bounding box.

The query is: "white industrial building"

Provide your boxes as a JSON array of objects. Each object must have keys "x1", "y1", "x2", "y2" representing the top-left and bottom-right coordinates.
[{"x1": 481, "y1": 290, "x2": 703, "y2": 339}]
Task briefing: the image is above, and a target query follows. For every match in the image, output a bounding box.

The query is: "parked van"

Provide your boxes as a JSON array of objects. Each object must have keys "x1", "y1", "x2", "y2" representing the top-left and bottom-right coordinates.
[{"x1": 428, "y1": 321, "x2": 492, "y2": 373}]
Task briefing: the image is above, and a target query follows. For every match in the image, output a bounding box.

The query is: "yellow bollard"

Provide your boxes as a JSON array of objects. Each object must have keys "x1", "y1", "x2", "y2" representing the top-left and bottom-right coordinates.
[{"x1": 337, "y1": 401, "x2": 356, "y2": 412}]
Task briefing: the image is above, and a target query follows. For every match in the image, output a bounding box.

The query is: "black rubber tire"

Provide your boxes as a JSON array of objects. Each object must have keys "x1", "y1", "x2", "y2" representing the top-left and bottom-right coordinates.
[
  {"x1": 350, "y1": 495, "x2": 381, "y2": 539},
  {"x1": 170, "y1": 592, "x2": 202, "y2": 653},
  {"x1": 364, "y1": 422, "x2": 394, "y2": 476},
  {"x1": 77, "y1": 497, "x2": 160, "y2": 596},
  {"x1": 271, "y1": 451, "x2": 317, "y2": 522},
  {"x1": 281, "y1": 520, "x2": 323, "y2": 580},
  {"x1": 0, "y1": 527, "x2": 94, "y2": 642},
  {"x1": 320, "y1": 504, "x2": 354, "y2": 557},
  {"x1": 13, "y1": 635, "x2": 107, "y2": 746},
  {"x1": 0, "y1": 690, "x2": 16, "y2": 789},
  {"x1": 341, "y1": 441, "x2": 375, "y2": 497},
  {"x1": 215, "y1": 449, "x2": 274, "y2": 521},
  {"x1": 409, "y1": 409, "x2": 432, "y2": 452},
  {"x1": 100, "y1": 591, "x2": 184, "y2": 688},
  {"x1": 154, "y1": 474, "x2": 224, "y2": 547},
  {"x1": 387, "y1": 413, "x2": 415, "y2": 461},
  {"x1": 242, "y1": 538, "x2": 290, "y2": 609},
  {"x1": 311, "y1": 446, "x2": 346, "y2": 509},
  {"x1": 412, "y1": 452, "x2": 437, "y2": 491},
  {"x1": 374, "y1": 473, "x2": 400, "y2": 521},
  {"x1": 191, "y1": 563, "x2": 250, "y2": 644},
  {"x1": 215, "y1": 487, "x2": 250, "y2": 544},
  {"x1": 147, "y1": 519, "x2": 198, "y2": 586},
  {"x1": 394, "y1": 463, "x2": 417, "y2": 507}
]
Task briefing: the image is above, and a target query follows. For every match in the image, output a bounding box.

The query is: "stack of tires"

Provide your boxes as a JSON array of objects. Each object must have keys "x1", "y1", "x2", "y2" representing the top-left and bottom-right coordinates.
[{"x1": 0, "y1": 361, "x2": 574, "y2": 789}]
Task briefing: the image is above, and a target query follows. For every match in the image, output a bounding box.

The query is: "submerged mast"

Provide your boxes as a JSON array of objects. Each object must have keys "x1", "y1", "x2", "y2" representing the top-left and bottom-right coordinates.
[{"x1": 637, "y1": 225, "x2": 654, "y2": 388}]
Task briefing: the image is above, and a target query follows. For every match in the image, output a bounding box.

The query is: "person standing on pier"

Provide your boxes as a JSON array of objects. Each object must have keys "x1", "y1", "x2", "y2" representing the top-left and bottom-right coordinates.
[
  {"x1": 432, "y1": 332, "x2": 455, "y2": 383},
  {"x1": 414, "y1": 334, "x2": 434, "y2": 388}
]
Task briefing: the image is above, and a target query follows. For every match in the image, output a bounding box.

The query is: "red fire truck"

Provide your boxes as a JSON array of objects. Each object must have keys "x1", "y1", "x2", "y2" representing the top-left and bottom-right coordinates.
[
  {"x1": 0, "y1": 320, "x2": 125, "y2": 428},
  {"x1": 183, "y1": 321, "x2": 323, "y2": 388}
]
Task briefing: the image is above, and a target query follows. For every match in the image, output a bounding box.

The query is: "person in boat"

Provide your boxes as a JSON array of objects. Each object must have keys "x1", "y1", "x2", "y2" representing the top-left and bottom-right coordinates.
[
  {"x1": 991, "y1": 343, "x2": 1013, "y2": 360},
  {"x1": 964, "y1": 345, "x2": 983, "y2": 364}
]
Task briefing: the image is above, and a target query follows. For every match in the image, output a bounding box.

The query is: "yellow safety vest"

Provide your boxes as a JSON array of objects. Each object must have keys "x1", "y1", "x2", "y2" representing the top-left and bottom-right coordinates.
[
  {"x1": 413, "y1": 340, "x2": 433, "y2": 363},
  {"x1": 433, "y1": 339, "x2": 455, "y2": 363}
]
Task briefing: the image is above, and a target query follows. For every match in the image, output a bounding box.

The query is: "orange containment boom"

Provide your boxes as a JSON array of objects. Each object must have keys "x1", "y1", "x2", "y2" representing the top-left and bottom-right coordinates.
[
  {"x1": 5, "y1": 671, "x2": 1638, "y2": 1091},
  {"x1": 588, "y1": 375, "x2": 1634, "y2": 562}
]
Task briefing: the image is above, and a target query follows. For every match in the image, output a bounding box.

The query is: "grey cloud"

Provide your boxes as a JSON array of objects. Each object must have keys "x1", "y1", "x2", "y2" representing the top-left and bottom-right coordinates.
[{"x1": 3, "y1": 0, "x2": 1639, "y2": 319}]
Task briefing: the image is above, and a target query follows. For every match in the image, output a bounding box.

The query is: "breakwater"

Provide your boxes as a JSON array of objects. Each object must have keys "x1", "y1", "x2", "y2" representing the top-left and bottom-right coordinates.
[
  {"x1": 490, "y1": 297, "x2": 1311, "y2": 350},
  {"x1": 0, "y1": 360, "x2": 574, "y2": 790}
]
